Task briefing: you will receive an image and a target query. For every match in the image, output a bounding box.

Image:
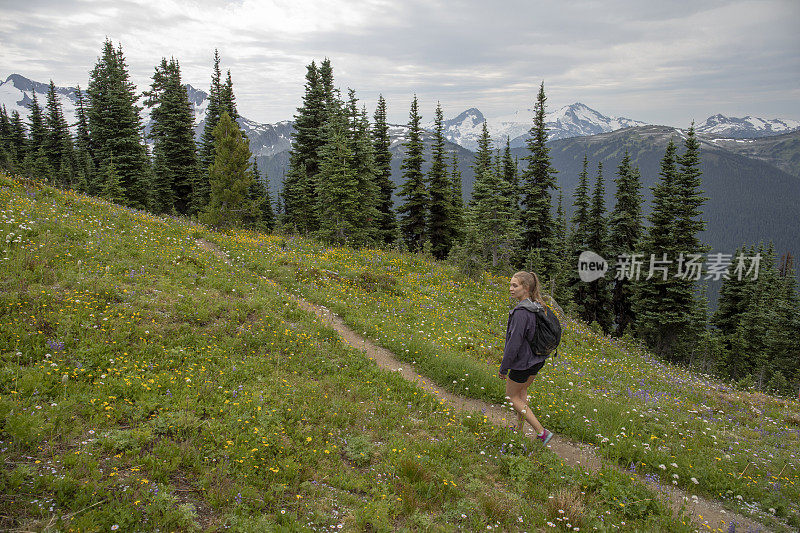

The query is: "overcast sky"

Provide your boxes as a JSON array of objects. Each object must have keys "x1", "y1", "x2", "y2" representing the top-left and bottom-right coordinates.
[{"x1": 1, "y1": 0, "x2": 798, "y2": 126}]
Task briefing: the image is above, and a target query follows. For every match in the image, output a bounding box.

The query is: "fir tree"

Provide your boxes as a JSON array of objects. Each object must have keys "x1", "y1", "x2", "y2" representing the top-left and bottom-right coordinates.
[
  {"x1": 200, "y1": 113, "x2": 255, "y2": 228},
  {"x1": 581, "y1": 162, "x2": 613, "y2": 332},
  {"x1": 428, "y1": 103, "x2": 454, "y2": 259},
  {"x1": 73, "y1": 87, "x2": 95, "y2": 192},
  {"x1": 0, "y1": 106, "x2": 10, "y2": 171},
  {"x1": 220, "y1": 69, "x2": 239, "y2": 122},
  {"x1": 608, "y1": 151, "x2": 643, "y2": 336},
  {"x1": 87, "y1": 39, "x2": 150, "y2": 208},
  {"x1": 551, "y1": 191, "x2": 572, "y2": 303},
  {"x1": 633, "y1": 139, "x2": 700, "y2": 359},
  {"x1": 9, "y1": 111, "x2": 28, "y2": 172},
  {"x1": 519, "y1": 82, "x2": 558, "y2": 277},
  {"x1": 674, "y1": 123, "x2": 707, "y2": 255},
  {"x1": 315, "y1": 100, "x2": 362, "y2": 245},
  {"x1": 448, "y1": 150, "x2": 466, "y2": 245},
  {"x1": 25, "y1": 91, "x2": 52, "y2": 181},
  {"x1": 44, "y1": 80, "x2": 75, "y2": 186},
  {"x1": 284, "y1": 61, "x2": 326, "y2": 233},
  {"x1": 100, "y1": 156, "x2": 125, "y2": 203},
  {"x1": 372, "y1": 94, "x2": 396, "y2": 245},
  {"x1": 248, "y1": 159, "x2": 275, "y2": 231},
  {"x1": 468, "y1": 165, "x2": 518, "y2": 269},
  {"x1": 470, "y1": 122, "x2": 493, "y2": 192},
  {"x1": 397, "y1": 95, "x2": 427, "y2": 252},
  {"x1": 27, "y1": 91, "x2": 47, "y2": 150},
  {"x1": 199, "y1": 49, "x2": 223, "y2": 174},
  {"x1": 144, "y1": 57, "x2": 199, "y2": 214},
  {"x1": 344, "y1": 90, "x2": 380, "y2": 246},
  {"x1": 769, "y1": 253, "x2": 800, "y2": 391},
  {"x1": 568, "y1": 156, "x2": 592, "y2": 314},
  {"x1": 501, "y1": 137, "x2": 519, "y2": 213}
]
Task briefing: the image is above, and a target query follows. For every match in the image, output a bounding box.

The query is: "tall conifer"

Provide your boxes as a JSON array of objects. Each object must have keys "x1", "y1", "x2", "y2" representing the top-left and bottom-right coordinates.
[
  {"x1": 87, "y1": 39, "x2": 150, "y2": 208},
  {"x1": 581, "y1": 162, "x2": 613, "y2": 331},
  {"x1": 200, "y1": 113, "x2": 255, "y2": 228},
  {"x1": 428, "y1": 103, "x2": 454, "y2": 259},
  {"x1": 608, "y1": 151, "x2": 643, "y2": 336},
  {"x1": 44, "y1": 80, "x2": 75, "y2": 186},
  {"x1": 372, "y1": 94, "x2": 396, "y2": 245},
  {"x1": 398, "y1": 95, "x2": 427, "y2": 252},
  {"x1": 519, "y1": 82, "x2": 558, "y2": 277},
  {"x1": 144, "y1": 58, "x2": 199, "y2": 214}
]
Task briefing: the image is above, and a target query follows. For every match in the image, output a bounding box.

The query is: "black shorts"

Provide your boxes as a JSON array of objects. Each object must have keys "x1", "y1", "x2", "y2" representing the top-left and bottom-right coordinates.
[{"x1": 507, "y1": 361, "x2": 546, "y2": 384}]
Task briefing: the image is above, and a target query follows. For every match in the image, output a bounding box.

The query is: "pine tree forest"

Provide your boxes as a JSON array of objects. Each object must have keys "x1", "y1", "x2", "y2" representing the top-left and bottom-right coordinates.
[{"x1": 0, "y1": 44, "x2": 798, "y2": 397}]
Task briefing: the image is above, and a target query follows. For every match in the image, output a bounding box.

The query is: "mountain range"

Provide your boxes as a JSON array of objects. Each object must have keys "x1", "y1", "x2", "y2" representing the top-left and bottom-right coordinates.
[{"x1": 2, "y1": 73, "x2": 799, "y2": 289}]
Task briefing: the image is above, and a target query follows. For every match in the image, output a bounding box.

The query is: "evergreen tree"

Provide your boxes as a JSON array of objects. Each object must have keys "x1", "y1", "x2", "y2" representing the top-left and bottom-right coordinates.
[
  {"x1": 319, "y1": 58, "x2": 336, "y2": 108},
  {"x1": 220, "y1": 69, "x2": 239, "y2": 121},
  {"x1": 73, "y1": 87, "x2": 95, "y2": 192},
  {"x1": 711, "y1": 245, "x2": 752, "y2": 339},
  {"x1": 568, "y1": 156, "x2": 592, "y2": 314},
  {"x1": 9, "y1": 111, "x2": 28, "y2": 172},
  {"x1": 608, "y1": 151, "x2": 643, "y2": 336},
  {"x1": 468, "y1": 165, "x2": 518, "y2": 269},
  {"x1": 199, "y1": 49, "x2": 223, "y2": 174},
  {"x1": 25, "y1": 91, "x2": 52, "y2": 181},
  {"x1": 470, "y1": 122, "x2": 493, "y2": 193},
  {"x1": 581, "y1": 162, "x2": 613, "y2": 331},
  {"x1": 428, "y1": 103, "x2": 454, "y2": 259},
  {"x1": 730, "y1": 243, "x2": 780, "y2": 387},
  {"x1": 100, "y1": 156, "x2": 125, "y2": 203},
  {"x1": 87, "y1": 39, "x2": 150, "y2": 208},
  {"x1": 200, "y1": 113, "x2": 255, "y2": 228},
  {"x1": 248, "y1": 159, "x2": 275, "y2": 231},
  {"x1": 501, "y1": 137, "x2": 519, "y2": 212},
  {"x1": 372, "y1": 94, "x2": 396, "y2": 245},
  {"x1": 769, "y1": 253, "x2": 800, "y2": 391},
  {"x1": 674, "y1": 123, "x2": 707, "y2": 255},
  {"x1": 448, "y1": 150, "x2": 466, "y2": 245},
  {"x1": 44, "y1": 80, "x2": 75, "y2": 186},
  {"x1": 344, "y1": 90, "x2": 380, "y2": 246},
  {"x1": 284, "y1": 61, "x2": 326, "y2": 233},
  {"x1": 519, "y1": 82, "x2": 558, "y2": 277},
  {"x1": 551, "y1": 191, "x2": 572, "y2": 303},
  {"x1": 633, "y1": 139, "x2": 697, "y2": 359},
  {"x1": 397, "y1": 95, "x2": 427, "y2": 252},
  {"x1": 0, "y1": 106, "x2": 11, "y2": 171},
  {"x1": 144, "y1": 57, "x2": 199, "y2": 214},
  {"x1": 27, "y1": 91, "x2": 47, "y2": 150},
  {"x1": 315, "y1": 100, "x2": 361, "y2": 245}
]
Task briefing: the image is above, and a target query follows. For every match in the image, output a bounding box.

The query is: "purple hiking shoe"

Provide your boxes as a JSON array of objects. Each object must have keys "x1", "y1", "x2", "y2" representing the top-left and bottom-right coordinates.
[{"x1": 537, "y1": 429, "x2": 553, "y2": 445}]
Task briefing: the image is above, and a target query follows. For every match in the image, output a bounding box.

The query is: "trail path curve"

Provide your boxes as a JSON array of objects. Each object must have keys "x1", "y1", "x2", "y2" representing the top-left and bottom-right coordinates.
[{"x1": 197, "y1": 239, "x2": 768, "y2": 532}]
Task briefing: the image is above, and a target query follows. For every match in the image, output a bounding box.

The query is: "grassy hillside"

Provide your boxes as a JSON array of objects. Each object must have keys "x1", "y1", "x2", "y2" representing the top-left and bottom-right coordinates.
[
  {"x1": 208, "y1": 224, "x2": 800, "y2": 529},
  {"x1": 0, "y1": 174, "x2": 696, "y2": 531}
]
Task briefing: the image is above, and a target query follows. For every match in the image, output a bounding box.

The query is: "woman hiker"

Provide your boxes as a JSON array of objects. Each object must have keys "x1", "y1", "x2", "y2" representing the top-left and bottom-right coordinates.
[{"x1": 498, "y1": 270, "x2": 553, "y2": 445}]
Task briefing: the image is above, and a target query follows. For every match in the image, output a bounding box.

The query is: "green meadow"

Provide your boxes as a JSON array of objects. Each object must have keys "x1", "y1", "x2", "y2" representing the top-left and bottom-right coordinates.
[{"x1": 0, "y1": 173, "x2": 796, "y2": 531}]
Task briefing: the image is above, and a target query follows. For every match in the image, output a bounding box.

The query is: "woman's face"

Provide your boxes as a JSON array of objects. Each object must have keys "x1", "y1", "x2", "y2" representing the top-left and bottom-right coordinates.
[{"x1": 509, "y1": 276, "x2": 529, "y2": 301}]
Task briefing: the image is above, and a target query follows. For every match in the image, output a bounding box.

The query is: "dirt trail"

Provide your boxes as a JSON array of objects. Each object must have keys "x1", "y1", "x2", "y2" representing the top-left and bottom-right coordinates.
[{"x1": 197, "y1": 239, "x2": 768, "y2": 532}]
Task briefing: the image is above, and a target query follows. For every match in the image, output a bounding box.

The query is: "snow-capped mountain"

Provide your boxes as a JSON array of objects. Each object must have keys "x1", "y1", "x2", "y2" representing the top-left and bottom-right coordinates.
[
  {"x1": 0, "y1": 74, "x2": 80, "y2": 123},
  {"x1": 696, "y1": 114, "x2": 800, "y2": 139},
  {"x1": 424, "y1": 102, "x2": 646, "y2": 151},
  {"x1": 0, "y1": 73, "x2": 292, "y2": 156}
]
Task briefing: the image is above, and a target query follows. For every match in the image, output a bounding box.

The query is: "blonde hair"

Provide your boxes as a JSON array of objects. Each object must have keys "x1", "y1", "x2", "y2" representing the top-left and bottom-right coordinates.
[{"x1": 512, "y1": 271, "x2": 546, "y2": 307}]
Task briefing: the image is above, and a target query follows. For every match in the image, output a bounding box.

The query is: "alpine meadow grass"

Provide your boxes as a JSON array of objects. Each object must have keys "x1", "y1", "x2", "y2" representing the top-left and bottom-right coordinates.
[{"x1": 0, "y1": 174, "x2": 700, "y2": 531}]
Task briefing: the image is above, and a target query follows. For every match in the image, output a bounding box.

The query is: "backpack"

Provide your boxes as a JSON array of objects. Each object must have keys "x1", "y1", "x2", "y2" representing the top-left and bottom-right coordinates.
[{"x1": 528, "y1": 301, "x2": 562, "y2": 358}]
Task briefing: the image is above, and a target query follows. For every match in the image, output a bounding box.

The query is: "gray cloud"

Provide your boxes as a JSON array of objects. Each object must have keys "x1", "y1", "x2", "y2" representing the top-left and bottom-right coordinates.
[{"x1": 1, "y1": 0, "x2": 797, "y2": 127}]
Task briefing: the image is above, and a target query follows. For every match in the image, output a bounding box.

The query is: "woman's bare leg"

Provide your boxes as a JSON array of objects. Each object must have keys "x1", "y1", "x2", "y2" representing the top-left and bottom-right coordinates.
[{"x1": 505, "y1": 375, "x2": 544, "y2": 435}]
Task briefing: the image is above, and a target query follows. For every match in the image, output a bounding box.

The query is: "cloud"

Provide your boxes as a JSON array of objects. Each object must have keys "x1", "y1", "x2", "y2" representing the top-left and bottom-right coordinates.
[{"x1": 1, "y1": 0, "x2": 797, "y2": 126}]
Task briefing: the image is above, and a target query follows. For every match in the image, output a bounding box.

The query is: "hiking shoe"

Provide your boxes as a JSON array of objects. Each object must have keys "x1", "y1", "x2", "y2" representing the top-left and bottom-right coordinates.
[{"x1": 537, "y1": 429, "x2": 553, "y2": 445}]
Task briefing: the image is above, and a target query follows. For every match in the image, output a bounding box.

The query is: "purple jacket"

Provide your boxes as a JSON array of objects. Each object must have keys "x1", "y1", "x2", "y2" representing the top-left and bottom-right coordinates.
[{"x1": 499, "y1": 299, "x2": 546, "y2": 375}]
